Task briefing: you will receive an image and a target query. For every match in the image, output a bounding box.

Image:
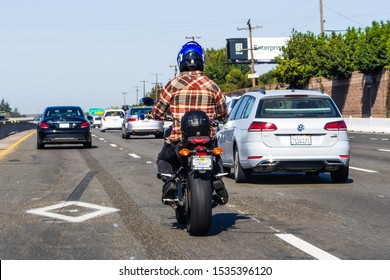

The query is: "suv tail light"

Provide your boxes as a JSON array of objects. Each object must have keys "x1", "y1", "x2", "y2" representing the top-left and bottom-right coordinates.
[
  {"x1": 248, "y1": 121, "x2": 277, "y2": 132},
  {"x1": 324, "y1": 120, "x2": 347, "y2": 131}
]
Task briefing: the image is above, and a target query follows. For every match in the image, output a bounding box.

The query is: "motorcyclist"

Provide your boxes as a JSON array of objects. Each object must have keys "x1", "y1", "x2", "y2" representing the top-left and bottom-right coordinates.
[{"x1": 148, "y1": 41, "x2": 229, "y2": 205}]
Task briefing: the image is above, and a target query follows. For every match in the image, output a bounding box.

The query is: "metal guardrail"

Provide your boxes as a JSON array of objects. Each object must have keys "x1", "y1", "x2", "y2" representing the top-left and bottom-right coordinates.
[{"x1": 0, "y1": 120, "x2": 37, "y2": 139}]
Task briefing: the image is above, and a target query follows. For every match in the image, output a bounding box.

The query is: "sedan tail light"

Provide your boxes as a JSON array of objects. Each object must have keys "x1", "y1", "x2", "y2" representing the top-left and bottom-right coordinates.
[
  {"x1": 39, "y1": 122, "x2": 49, "y2": 129},
  {"x1": 80, "y1": 121, "x2": 90, "y2": 128},
  {"x1": 248, "y1": 121, "x2": 277, "y2": 132},
  {"x1": 324, "y1": 120, "x2": 347, "y2": 131},
  {"x1": 127, "y1": 117, "x2": 137, "y2": 122}
]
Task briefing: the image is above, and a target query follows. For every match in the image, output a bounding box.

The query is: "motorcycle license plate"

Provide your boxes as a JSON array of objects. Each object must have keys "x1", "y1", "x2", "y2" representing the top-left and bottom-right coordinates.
[{"x1": 191, "y1": 156, "x2": 213, "y2": 170}]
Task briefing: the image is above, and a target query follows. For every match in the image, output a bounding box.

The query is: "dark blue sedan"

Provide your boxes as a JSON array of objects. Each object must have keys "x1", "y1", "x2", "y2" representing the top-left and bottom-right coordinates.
[{"x1": 37, "y1": 106, "x2": 92, "y2": 149}]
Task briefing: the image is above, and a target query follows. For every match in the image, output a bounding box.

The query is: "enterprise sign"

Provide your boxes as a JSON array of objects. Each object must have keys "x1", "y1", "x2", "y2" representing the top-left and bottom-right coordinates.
[
  {"x1": 251, "y1": 37, "x2": 289, "y2": 62},
  {"x1": 227, "y1": 37, "x2": 289, "y2": 63}
]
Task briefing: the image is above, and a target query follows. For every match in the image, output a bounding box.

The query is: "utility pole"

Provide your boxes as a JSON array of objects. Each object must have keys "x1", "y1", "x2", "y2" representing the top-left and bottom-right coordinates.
[
  {"x1": 133, "y1": 86, "x2": 139, "y2": 104},
  {"x1": 139, "y1": 80, "x2": 148, "y2": 98},
  {"x1": 319, "y1": 0, "x2": 324, "y2": 33},
  {"x1": 185, "y1": 35, "x2": 201, "y2": 41},
  {"x1": 122, "y1": 92, "x2": 127, "y2": 105},
  {"x1": 170, "y1": 65, "x2": 178, "y2": 78},
  {"x1": 151, "y1": 73, "x2": 162, "y2": 100},
  {"x1": 238, "y1": 19, "x2": 261, "y2": 88}
]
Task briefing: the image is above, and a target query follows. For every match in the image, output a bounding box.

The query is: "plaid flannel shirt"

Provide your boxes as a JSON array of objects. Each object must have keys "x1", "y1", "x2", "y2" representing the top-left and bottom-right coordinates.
[{"x1": 149, "y1": 70, "x2": 227, "y2": 143}]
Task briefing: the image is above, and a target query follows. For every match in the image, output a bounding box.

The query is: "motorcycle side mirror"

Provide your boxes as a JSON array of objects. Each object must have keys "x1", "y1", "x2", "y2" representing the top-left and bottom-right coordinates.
[{"x1": 139, "y1": 97, "x2": 155, "y2": 106}]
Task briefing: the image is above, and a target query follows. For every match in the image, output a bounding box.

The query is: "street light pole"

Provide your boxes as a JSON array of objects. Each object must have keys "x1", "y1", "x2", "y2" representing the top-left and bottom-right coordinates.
[
  {"x1": 151, "y1": 73, "x2": 162, "y2": 100},
  {"x1": 133, "y1": 86, "x2": 139, "y2": 104},
  {"x1": 139, "y1": 80, "x2": 148, "y2": 98},
  {"x1": 122, "y1": 92, "x2": 127, "y2": 105}
]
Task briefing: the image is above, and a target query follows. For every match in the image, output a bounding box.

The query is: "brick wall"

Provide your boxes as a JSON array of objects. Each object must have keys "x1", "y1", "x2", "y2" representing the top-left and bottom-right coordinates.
[
  {"x1": 224, "y1": 70, "x2": 390, "y2": 118},
  {"x1": 307, "y1": 70, "x2": 390, "y2": 118}
]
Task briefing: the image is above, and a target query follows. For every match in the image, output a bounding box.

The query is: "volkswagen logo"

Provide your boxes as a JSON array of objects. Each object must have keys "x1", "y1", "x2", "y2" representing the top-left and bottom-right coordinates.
[{"x1": 297, "y1": 124, "x2": 305, "y2": 132}]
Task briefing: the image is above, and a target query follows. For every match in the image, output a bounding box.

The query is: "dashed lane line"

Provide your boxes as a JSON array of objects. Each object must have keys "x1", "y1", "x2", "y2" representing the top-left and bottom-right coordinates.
[
  {"x1": 129, "y1": 153, "x2": 141, "y2": 159},
  {"x1": 350, "y1": 166, "x2": 379, "y2": 173},
  {"x1": 276, "y1": 234, "x2": 340, "y2": 260}
]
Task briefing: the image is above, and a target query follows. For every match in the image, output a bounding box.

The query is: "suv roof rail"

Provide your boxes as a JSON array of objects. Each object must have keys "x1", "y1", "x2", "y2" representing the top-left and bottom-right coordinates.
[
  {"x1": 251, "y1": 88, "x2": 266, "y2": 94},
  {"x1": 308, "y1": 88, "x2": 324, "y2": 94}
]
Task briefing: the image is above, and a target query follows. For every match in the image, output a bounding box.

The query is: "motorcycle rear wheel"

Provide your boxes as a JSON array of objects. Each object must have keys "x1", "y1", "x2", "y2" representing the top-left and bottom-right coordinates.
[{"x1": 186, "y1": 171, "x2": 212, "y2": 236}]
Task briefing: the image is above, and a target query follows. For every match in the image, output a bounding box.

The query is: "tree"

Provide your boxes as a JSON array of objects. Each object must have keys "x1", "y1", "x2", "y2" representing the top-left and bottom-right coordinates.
[
  {"x1": 0, "y1": 98, "x2": 12, "y2": 113},
  {"x1": 274, "y1": 30, "x2": 318, "y2": 88},
  {"x1": 355, "y1": 21, "x2": 390, "y2": 73},
  {"x1": 273, "y1": 21, "x2": 390, "y2": 87},
  {"x1": 203, "y1": 48, "x2": 251, "y2": 91}
]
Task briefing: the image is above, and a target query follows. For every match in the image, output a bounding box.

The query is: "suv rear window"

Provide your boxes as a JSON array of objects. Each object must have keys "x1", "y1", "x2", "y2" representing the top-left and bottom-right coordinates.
[
  {"x1": 256, "y1": 97, "x2": 341, "y2": 118},
  {"x1": 105, "y1": 111, "x2": 124, "y2": 117}
]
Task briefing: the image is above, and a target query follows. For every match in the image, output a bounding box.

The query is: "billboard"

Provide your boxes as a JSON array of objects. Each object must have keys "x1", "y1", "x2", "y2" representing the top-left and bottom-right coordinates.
[
  {"x1": 251, "y1": 37, "x2": 289, "y2": 63},
  {"x1": 226, "y1": 37, "x2": 289, "y2": 63},
  {"x1": 226, "y1": 38, "x2": 248, "y2": 62}
]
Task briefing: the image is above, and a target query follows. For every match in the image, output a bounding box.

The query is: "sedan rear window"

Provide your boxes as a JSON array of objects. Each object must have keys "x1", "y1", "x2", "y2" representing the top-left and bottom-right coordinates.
[{"x1": 256, "y1": 97, "x2": 341, "y2": 118}]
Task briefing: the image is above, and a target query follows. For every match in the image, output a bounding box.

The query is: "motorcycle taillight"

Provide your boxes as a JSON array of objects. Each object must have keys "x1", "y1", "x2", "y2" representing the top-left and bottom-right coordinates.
[
  {"x1": 187, "y1": 136, "x2": 210, "y2": 145},
  {"x1": 194, "y1": 146, "x2": 208, "y2": 156}
]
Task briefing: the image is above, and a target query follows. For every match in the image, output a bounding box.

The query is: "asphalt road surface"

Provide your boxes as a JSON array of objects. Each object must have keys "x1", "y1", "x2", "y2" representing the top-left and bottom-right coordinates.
[{"x1": 0, "y1": 129, "x2": 389, "y2": 260}]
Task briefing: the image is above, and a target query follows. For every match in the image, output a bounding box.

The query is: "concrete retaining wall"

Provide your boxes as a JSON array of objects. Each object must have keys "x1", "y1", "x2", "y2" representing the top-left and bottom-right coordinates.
[{"x1": 0, "y1": 121, "x2": 37, "y2": 139}]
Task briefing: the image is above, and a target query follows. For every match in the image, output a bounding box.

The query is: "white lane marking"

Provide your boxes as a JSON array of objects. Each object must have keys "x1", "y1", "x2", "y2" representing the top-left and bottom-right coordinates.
[
  {"x1": 110, "y1": 144, "x2": 117, "y2": 148},
  {"x1": 378, "y1": 149, "x2": 390, "y2": 152},
  {"x1": 146, "y1": 161, "x2": 152, "y2": 164},
  {"x1": 276, "y1": 192, "x2": 284, "y2": 196},
  {"x1": 128, "y1": 153, "x2": 141, "y2": 159},
  {"x1": 276, "y1": 233, "x2": 340, "y2": 260},
  {"x1": 350, "y1": 166, "x2": 379, "y2": 173},
  {"x1": 269, "y1": 227, "x2": 280, "y2": 233},
  {"x1": 99, "y1": 138, "x2": 105, "y2": 141},
  {"x1": 27, "y1": 201, "x2": 119, "y2": 223}
]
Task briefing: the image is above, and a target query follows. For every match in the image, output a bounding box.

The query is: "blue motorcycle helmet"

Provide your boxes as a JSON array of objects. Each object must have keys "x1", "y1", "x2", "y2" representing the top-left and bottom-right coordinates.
[{"x1": 177, "y1": 41, "x2": 205, "y2": 72}]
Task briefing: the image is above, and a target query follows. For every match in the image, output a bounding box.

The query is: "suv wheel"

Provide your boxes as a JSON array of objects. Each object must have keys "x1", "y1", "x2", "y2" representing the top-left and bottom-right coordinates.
[
  {"x1": 234, "y1": 148, "x2": 250, "y2": 183},
  {"x1": 330, "y1": 166, "x2": 349, "y2": 183}
]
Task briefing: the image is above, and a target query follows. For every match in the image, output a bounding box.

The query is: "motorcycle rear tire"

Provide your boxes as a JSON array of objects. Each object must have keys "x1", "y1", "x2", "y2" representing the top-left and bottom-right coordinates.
[{"x1": 186, "y1": 171, "x2": 212, "y2": 236}]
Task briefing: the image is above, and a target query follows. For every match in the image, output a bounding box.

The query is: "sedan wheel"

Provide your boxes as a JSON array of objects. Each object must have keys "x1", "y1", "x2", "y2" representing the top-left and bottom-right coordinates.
[{"x1": 234, "y1": 148, "x2": 249, "y2": 183}]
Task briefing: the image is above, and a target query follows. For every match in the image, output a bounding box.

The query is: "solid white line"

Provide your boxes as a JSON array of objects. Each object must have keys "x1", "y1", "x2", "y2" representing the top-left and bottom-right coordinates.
[
  {"x1": 350, "y1": 166, "x2": 379, "y2": 173},
  {"x1": 128, "y1": 153, "x2": 141, "y2": 159},
  {"x1": 276, "y1": 233, "x2": 340, "y2": 260},
  {"x1": 378, "y1": 149, "x2": 390, "y2": 152}
]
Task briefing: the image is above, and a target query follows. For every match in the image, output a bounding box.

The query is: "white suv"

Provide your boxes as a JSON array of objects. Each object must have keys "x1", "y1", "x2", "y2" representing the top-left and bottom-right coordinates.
[
  {"x1": 100, "y1": 109, "x2": 125, "y2": 132},
  {"x1": 217, "y1": 89, "x2": 350, "y2": 183}
]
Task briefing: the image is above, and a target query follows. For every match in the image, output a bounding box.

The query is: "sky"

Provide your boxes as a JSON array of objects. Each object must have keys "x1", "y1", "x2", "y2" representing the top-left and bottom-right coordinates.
[{"x1": 1, "y1": 0, "x2": 390, "y2": 114}]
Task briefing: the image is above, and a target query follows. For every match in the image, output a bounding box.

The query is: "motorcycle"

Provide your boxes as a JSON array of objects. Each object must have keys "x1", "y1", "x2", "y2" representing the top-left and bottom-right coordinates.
[{"x1": 159, "y1": 110, "x2": 225, "y2": 236}]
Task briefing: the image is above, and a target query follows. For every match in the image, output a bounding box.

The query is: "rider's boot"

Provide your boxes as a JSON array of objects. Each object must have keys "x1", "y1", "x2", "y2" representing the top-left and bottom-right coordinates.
[
  {"x1": 213, "y1": 178, "x2": 229, "y2": 205},
  {"x1": 159, "y1": 174, "x2": 177, "y2": 201}
]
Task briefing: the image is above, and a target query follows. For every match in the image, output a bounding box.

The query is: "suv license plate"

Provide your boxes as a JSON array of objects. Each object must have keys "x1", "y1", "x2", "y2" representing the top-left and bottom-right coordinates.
[
  {"x1": 291, "y1": 135, "x2": 312, "y2": 145},
  {"x1": 191, "y1": 156, "x2": 213, "y2": 170}
]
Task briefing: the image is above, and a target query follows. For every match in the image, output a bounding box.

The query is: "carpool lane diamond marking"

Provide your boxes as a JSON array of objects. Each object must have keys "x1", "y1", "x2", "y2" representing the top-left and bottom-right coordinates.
[{"x1": 27, "y1": 201, "x2": 119, "y2": 223}]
